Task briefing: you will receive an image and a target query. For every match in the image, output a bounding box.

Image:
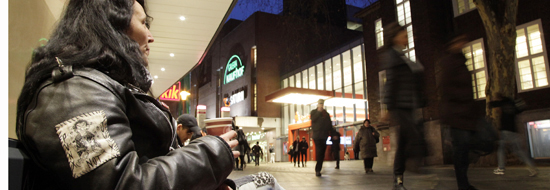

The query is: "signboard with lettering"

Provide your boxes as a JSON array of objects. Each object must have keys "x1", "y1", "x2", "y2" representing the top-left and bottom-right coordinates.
[
  {"x1": 224, "y1": 55, "x2": 245, "y2": 84},
  {"x1": 159, "y1": 81, "x2": 181, "y2": 101},
  {"x1": 223, "y1": 85, "x2": 248, "y2": 106}
]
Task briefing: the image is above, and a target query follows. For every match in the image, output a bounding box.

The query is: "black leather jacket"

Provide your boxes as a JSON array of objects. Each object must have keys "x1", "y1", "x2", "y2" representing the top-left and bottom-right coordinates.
[{"x1": 17, "y1": 68, "x2": 234, "y2": 190}]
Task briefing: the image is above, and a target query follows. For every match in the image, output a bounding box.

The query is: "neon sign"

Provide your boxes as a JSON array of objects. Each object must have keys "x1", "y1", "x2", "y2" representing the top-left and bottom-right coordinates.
[
  {"x1": 159, "y1": 81, "x2": 181, "y2": 101},
  {"x1": 224, "y1": 55, "x2": 245, "y2": 84}
]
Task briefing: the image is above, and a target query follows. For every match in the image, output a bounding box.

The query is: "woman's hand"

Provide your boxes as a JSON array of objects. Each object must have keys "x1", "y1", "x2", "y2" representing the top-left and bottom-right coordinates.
[{"x1": 219, "y1": 130, "x2": 240, "y2": 158}]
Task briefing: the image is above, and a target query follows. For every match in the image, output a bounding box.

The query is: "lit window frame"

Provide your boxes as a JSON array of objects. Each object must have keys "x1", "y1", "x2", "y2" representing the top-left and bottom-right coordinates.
[
  {"x1": 452, "y1": 0, "x2": 476, "y2": 17},
  {"x1": 515, "y1": 19, "x2": 550, "y2": 92},
  {"x1": 462, "y1": 38, "x2": 488, "y2": 99},
  {"x1": 395, "y1": 0, "x2": 416, "y2": 62},
  {"x1": 375, "y1": 19, "x2": 384, "y2": 49}
]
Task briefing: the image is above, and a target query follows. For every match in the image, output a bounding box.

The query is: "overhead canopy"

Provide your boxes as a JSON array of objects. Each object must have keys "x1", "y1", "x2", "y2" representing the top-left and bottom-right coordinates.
[{"x1": 265, "y1": 87, "x2": 367, "y2": 107}]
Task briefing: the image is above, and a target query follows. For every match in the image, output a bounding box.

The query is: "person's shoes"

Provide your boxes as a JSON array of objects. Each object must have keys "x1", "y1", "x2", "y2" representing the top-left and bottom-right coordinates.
[
  {"x1": 493, "y1": 168, "x2": 505, "y2": 175},
  {"x1": 302, "y1": 163, "x2": 305, "y2": 167},
  {"x1": 528, "y1": 168, "x2": 538, "y2": 177},
  {"x1": 294, "y1": 163, "x2": 296, "y2": 167},
  {"x1": 365, "y1": 168, "x2": 373, "y2": 173},
  {"x1": 315, "y1": 171, "x2": 321, "y2": 177},
  {"x1": 393, "y1": 175, "x2": 407, "y2": 190},
  {"x1": 459, "y1": 185, "x2": 478, "y2": 190},
  {"x1": 335, "y1": 166, "x2": 339, "y2": 169}
]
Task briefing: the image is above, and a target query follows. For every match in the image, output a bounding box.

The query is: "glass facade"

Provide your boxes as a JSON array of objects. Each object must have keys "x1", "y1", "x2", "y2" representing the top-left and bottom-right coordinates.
[{"x1": 281, "y1": 44, "x2": 367, "y2": 127}]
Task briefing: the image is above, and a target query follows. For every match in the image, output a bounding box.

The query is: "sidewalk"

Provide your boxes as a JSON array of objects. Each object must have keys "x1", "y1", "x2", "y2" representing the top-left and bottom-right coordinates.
[{"x1": 228, "y1": 160, "x2": 550, "y2": 190}]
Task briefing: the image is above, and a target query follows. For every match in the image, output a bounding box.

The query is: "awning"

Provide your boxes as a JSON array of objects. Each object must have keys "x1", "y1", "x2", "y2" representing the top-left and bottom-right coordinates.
[{"x1": 265, "y1": 87, "x2": 334, "y2": 105}]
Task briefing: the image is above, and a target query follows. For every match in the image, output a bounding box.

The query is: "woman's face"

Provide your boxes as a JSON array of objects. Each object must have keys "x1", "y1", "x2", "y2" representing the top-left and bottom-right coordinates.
[
  {"x1": 393, "y1": 30, "x2": 408, "y2": 47},
  {"x1": 126, "y1": 1, "x2": 154, "y2": 65}
]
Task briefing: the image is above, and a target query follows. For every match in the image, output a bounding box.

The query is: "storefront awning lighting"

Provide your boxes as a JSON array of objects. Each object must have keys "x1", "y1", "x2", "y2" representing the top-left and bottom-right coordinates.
[
  {"x1": 324, "y1": 97, "x2": 367, "y2": 108},
  {"x1": 265, "y1": 87, "x2": 334, "y2": 105}
]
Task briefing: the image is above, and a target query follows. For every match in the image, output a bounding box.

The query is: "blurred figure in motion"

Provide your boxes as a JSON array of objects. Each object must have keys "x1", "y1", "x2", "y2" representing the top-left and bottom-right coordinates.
[
  {"x1": 292, "y1": 136, "x2": 299, "y2": 167},
  {"x1": 380, "y1": 22, "x2": 427, "y2": 190},
  {"x1": 299, "y1": 136, "x2": 309, "y2": 167},
  {"x1": 490, "y1": 93, "x2": 538, "y2": 177},
  {"x1": 331, "y1": 131, "x2": 341, "y2": 169},
  {"x1": 252, "y1": 142, "x2": 263, "y2": 166},
  {"x1": 439, "y1": 34, "x2": 479, "y2": 190},
  {"x1": 310, "y1": 99, "x2": 333, "y2": 177}
]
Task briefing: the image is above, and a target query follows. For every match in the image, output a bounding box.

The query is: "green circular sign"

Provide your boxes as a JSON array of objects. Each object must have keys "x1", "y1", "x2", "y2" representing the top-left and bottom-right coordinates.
[{"x1": 224, "y1": 55, "x2": 245, "y2": 84}]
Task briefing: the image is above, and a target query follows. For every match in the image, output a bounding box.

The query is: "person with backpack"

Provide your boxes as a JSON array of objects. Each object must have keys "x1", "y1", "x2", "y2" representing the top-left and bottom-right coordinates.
[
  {"x1": 252, "y1": 142, "x2": 263, "y2": 166},
  {"x1": 490, "y1": 93, "x2": 538, "y2": 177}
]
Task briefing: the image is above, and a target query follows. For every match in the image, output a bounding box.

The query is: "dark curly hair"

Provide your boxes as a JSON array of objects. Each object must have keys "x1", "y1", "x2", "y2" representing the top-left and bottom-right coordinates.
[{"x1": 17, "y1": 0, "x2": 152, "y2": 135}]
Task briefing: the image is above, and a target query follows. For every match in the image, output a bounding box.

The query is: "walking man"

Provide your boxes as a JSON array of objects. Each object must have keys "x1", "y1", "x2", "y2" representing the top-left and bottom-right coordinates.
[
  {"x1": 269, "y1": 144, "x2": 275, "y2": 163},
  {"x1": 252, "y1": 142, "x2": 263, "y2": 166},
  {"x1": 310, "y1": 99, "x2": 333, "y2": 176},
  {"x1": 299, "y1": 136, "x2": 309, "y2": 167}
]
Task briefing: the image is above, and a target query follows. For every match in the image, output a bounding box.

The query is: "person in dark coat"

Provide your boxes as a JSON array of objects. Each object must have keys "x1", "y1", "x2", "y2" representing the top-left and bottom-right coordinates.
[
  {"x1": 331, "y1": 130, "x2": 341, "y2": 169},
  {"x1": 292, "y1": 137, "x2": 300, "y2": 167},
  {"x1": 299, "y1": 137, "x2": 309, "y2": 167},
  {"x1": 310, "y1": 99, "x2": 333, "y2": 176},
  {"x1": 439, "y1": 34, "x2": 479, "y2": 190},
  {"x1": 489, "y1": 93, "x2": 537, "y2": 176},
  {"x1": 355, "y1": 119, "x2": 380, "y2": 174},
  {"x1": 233, "y1": 127, "x2": 249, "y2": 170},
  {"x1": 380, "y1": 22, "x2": 427, "y2": 190},
  {"x1": 252, "y1": 142, "x2": 263, "y2": 166}
]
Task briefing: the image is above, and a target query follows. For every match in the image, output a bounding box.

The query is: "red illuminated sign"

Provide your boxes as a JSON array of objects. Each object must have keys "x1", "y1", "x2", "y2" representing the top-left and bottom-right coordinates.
[{"x1": 159, "y1": 81, "x2": 181, "y2": 101}]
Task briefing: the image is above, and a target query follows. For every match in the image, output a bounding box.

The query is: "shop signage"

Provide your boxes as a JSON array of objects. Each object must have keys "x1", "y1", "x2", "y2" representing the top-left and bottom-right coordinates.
[
  {"x1": 159, "y1": 81, "x2": 181, "y2": 101},
  {"x1": 224, "y1": 86, "x2": 248, "y2": 106},
  {"x1": 224, "y1": 55, "x2": 245, "y2": 84}
]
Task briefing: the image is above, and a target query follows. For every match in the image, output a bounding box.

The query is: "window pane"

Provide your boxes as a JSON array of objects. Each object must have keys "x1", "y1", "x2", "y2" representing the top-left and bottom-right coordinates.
[
  {"x1": 528, "y1": 24, "x2": 543, "y2": 55},
  {"x1": 342, "y1": 50, "x2": 352, "y2": 87},
  {"x1": 472, "y1": 43, "x2": 485, "y2": 69},
  {"x1": 532, "y1": 56, "x2": 548, "y2": 87},
  {"x1": 317, "y1": 63, "x2": 324, "y2": 90},
  {"x1": 404, "y1": 1, "x2": 412, "y2": 24},
  {"x1": 353, "y1": 45, "x2": 364, "y2": 84},
  {"x1": 283, "y1": 78, "x2": 288, "y2": 88},
  {"x1": 345, "y1": 106, "x2": 355, "y2": 122},
  {"x1": 325, "y1": 59, "x2": 333, "y2": 90},
  {"x1": 284, "y1": 104, "x2": 289, "y2": 125},
  {"x1": 518, "y1": 60, "x2": 533, "y2": 90},
  {"x1": 289, "y1": 76, "x2": 295, "y2": 87},
  {"x1": 463, "y1": 46, "x2": 474, "y2": 71},
  {"x1": 376, "y1": 20, "x2": 384, "y2": 48},
  {"x1": 333, "y1": 55, "x2": 342, "y2": 91},
  {"x1": 302, "y1": 70, "x2": 308, "y2": 89},
  {"x1": 516, "y1": 29, "x2": 529, "y2": 58},
  {"x1": 290, "y1": 104, "x2": 295, "y2": 124},
  {"x1": 476, "y1": 71, "x2": 486, "y2": 98},
  {"x1": 296, "y1": 73, "x2": 302, "y2": 88},
  {"x1": 335, "y1": 106, "x2": 344, "y2": 124},
  {"x1": 355, "y1": 82, "x2": 364, "y2": 99},
  {"x1": 396, "y1": 0, "x2": 403, "y2": 4},
  {"x1": 407, "y1": 25, "x2": 415, "y2": 49},
  {"x1": 397, "y1": 4, "x2": 405, "y2": 26},
  {"x1": 309, "y1": 67, "x2": 316, "y2": 90},
  {"x1": 408, "y1": 50, "x2": 416, "y2": 62},
  {"x1": 468, "y1": 0, "x2": 475, "y2": 10},
  {"x1": 457, "y1": 0, "x2": 466, "y2": 14}
]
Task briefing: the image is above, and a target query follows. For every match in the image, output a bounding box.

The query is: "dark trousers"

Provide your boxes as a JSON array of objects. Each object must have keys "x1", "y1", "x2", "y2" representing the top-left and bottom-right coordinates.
[
  {"x1": 332, "y1": 151, "x2": 340, "y2": 167},
  {"x1": 300, "y1": 151, "x2": 307, "y2": 164},
  {"x1": 391, "y1": 108, "x2": 426, "y2": 175},
  {"x1": 451, "y1": 128, "x2": 474, "y2": 189},
  {"x1": 314, "y1": 139, "x2": 327, "y2": 172},
  {"x1": 363, "y1": 158, "x2": 374, "y2": 169},
  {"x1": 235, "y1": 155, "x2": 245, "y2": 169},
  {"x1": 292, "y1": 152, "x2": 298, "y2": 164},
  {"x1": 254, "y1": 153, "x2": 261, "y2": 166}
]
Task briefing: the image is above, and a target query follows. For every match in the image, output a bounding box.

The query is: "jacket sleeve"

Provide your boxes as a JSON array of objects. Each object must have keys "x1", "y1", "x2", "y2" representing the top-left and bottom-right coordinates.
[{"x1": 21, "y1": 76, "x2": 234, "y2": 190}]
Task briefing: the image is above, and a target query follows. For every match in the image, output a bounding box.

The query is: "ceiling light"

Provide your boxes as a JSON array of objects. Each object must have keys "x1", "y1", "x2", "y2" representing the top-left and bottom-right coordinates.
[
  {"x1": 170, "y1": 53, "x2": 174, "y2": 57},
  {"x1": 161, "y1": 68, "x2": 165, "y2": 71},
  {"x1": 154, "y1": 75, "x2": 158, "y2": 79},
  {"x1": 179, "y1": 16, "x2": 186, "y2": 21}
]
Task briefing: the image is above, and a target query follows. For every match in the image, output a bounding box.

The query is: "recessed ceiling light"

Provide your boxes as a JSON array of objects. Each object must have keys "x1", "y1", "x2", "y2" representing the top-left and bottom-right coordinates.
[
  {"x1": 161, "y1": 68, "x2": 165, "y2": 71},
  {"x1": 154, "y1": 75, "x2": 158, "y2": 79},
  {"x1": 170, "y1": 53, "x2": 174, "y2": 57},
  {"x1": 179, "y1": 16, "x2": 186, "y2": 21}
]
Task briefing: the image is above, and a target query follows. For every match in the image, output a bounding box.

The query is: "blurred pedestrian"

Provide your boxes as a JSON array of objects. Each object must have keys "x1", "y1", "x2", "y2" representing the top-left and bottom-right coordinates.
[
  {"x1": 331, "y1": 130, "x2": 341, "y2": 169},
  {"x1": 288, "y1": 144, "x2": 295, "y2": 164},
  {"x1": 355, "y1": 119, "x2": 380, "y2": 174},
  {"x1": 439, "y1": 34, "x2": 479, "y2": 190},
  {"x1": 310, "y1": 99, "x2": 333, "y2": 176},
  {"x1": 292, "y1": 137, "x2": 300, "y2": 167},
  {"x1": 269, "y1": 144, "x2": 276, "y2": 163},
  {"x1": 380, "y1": 22, "x2": 427, "y2": 190},
  {"x1": 490, "y1": 93, "x2": 537, "y2": 177},
  {"x1": 252, "y1": 142, "x2": 263, "y2": 166},
  {"x1": 233, "y1": 127, "x2": 250, "y2": 170},
  {"x1": 299, "y1": 136, "x2": 309, "y2": 167}
]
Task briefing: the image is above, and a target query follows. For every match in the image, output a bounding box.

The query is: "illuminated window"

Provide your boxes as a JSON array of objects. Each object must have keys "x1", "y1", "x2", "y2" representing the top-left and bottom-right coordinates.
[
  {"x1": 396, "y1": 0, "x2": 416, "y2": 62},
  {"x1": 252, "y1": 46, "x2": 257, "y2": 68},
  {"x1": 453, "y1": 0, "x2": 476, "y2": 17},
  {"x1": 254, "y1": 84, "x2": 257, "y2": 112},
  {"x1": 463, "y1": 39, "x2": 487, "y2": 99},
  {"x1": 375, "y1": 19, "x2": 383, "y2": 49},
  {"x1": 325, "y1": 59, "x2": 333, "y2": 91},
  {"x1": 317, "y1": 63, "x2": 324, "y2": 90},
  {"x1": 353, "y1": 45, "x2": 365, "y2": 99},
  {"x1": 295, "y1": 73, "x2": 301, "y2": 88},
  {"x1": 302, "y1": 70, "x2": 308, "y2": 89},
  {"x1": 289, "y1": 76, "x2": 295, "y2": 88},
  {"x1": 342, "y1": 50, "x2": 353, "y2": 91},
  {"x1": 516, "y1": 19, "x2": 549, "y2": 92},
  {"x1": 333, "y1": 55, "x2": 342, "y2": 92},
  {"x1": 379, "y1": 70, "x2": 388, "y2": 115},
  {"x1": 282, "y1": 78, "x2": 288, "y2": 88},
  {"x1": 309, "y1": 67, "x2": 316, "y2": 90}
]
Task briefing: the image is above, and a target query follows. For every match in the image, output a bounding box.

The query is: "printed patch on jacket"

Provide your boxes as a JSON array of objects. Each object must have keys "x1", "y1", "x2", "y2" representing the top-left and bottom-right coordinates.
[{"x1": 55, "y1": 110, "x2": 120, "y2": 178}]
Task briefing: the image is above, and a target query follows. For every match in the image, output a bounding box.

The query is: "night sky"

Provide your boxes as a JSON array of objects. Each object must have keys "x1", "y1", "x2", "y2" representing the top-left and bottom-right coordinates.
[{"x1": 226, "y1": 0, "x2": 377, "y2": 22}]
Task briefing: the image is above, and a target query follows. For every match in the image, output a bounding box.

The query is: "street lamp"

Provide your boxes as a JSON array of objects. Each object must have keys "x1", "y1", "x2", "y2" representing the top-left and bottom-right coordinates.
[{"x1": 180, "y1": 91, "x2": 190, "y2": 101}]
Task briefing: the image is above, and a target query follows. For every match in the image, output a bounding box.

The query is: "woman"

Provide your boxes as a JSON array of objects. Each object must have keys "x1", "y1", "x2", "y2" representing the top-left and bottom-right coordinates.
[
  {"x1": 380, "y1": 22, "x2": 426, "y2": 190},
  {"x1": 16, "y1": 0, "x2": 237, "y2": 189},
  {"x1": 354, "y1": 119, "x2": 380, "y2": 173}
]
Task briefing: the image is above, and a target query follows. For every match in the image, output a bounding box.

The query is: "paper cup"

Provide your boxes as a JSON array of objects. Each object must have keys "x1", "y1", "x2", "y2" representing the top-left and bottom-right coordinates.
[{"x1": 206, "y1": 124, "x2": 233, "y2": 136}]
